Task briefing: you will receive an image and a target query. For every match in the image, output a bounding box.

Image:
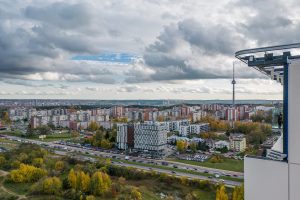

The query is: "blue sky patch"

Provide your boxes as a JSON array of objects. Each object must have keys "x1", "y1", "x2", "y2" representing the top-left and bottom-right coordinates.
[{"x1": 72, "y1": 53, "x2": 136, "y2": 64}]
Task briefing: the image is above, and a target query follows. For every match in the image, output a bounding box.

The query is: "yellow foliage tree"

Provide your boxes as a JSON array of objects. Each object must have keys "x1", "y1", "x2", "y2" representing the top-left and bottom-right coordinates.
[
  {"x1": 91, "y1": 171, "x2": 111, "y2": 196},
  {"x1": 88, "y1": 121, "x2": 100, "y2": 131},
  {"x1": 42, "y1": 177, "x2": 62, "y2": 195},
  {"x1": 10, "y1": 164, "x2": 47, "y2": 183},
  {"x1": 55, "y1": 161, "x2": 65, "y2": 172},
  {"x1": 216, "y1": 185, "x2": 228, "y2": 200},
  {"x1": 32, "y1": 158, "x2": 44, "y2": 168},
  {"x1": 68, "y1": 169, "x2": 77, "y2": 189},
  {"x1": 176, "y1": 140, "x2": 187, "y2": 153},
  {"x1": 130, "y1": 187, "x2": 142, "y2": 200},
  {"x1": 232, "y1": 184, "x2": 244, "y2": 200}
]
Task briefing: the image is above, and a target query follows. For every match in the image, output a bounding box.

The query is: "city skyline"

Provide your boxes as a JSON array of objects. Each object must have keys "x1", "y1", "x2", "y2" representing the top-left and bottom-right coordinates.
[{"x1": 1, "y1": 0, "x2": 298, "y2": 99}]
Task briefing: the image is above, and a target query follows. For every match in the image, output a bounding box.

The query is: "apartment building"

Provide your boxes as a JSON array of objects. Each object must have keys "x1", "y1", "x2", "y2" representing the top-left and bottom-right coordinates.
[
  {"x1": 134, "y1": 122, "x2": 167, "y2": 151},
  {"x1": 229, "y1": 133, "x2": 246, "y2": 152}
]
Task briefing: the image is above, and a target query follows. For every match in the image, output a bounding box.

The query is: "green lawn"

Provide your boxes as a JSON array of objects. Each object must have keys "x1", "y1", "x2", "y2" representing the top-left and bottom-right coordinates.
[
  {"x1": 3, "y1": 180, "x2": 33, "y2": 195},
  {"x1": 0, "y1": 187, "x2": 18, "y2": 200},
  {"x1": 127, "y1": 178, "x2": 216, "y2": 200},
  {"x1": 168, "y1": 157, "x2": 244, "y2": 172}
]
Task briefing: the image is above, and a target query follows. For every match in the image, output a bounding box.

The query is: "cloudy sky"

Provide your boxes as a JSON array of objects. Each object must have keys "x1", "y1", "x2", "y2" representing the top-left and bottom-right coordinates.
[{"x1": 1, "y1": 0, "x2": 299, "y2": 100}]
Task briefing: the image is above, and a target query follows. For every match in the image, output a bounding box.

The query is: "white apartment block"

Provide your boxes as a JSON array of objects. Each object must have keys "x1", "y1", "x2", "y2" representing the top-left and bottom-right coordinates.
[
  {"x1": 192, "y1": 111, "x2": 207, "y2": 122},
  {"x1": 179, "y1": 125, "x2": 190, "y2": 136},
  {"x1": 117, "y1": 124, "x2": 128, "y2": 150},
  {"x1": 190, "y1": 123, "x2": 210, "y2": 134},
  {"x1": 229, "y1": 133, "x2": 246, "y2": 152},
  {"x1": 215, "y1": 140, "x2": 230, "y2": 149},
  {"x1": 134, "y1": 122, "x2": 167, "y2": 151}
]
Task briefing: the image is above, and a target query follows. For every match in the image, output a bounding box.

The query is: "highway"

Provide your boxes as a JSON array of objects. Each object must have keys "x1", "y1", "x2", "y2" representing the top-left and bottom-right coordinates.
[{"x1": 2, "y1": 135, "x2": 243, "y2": 187}]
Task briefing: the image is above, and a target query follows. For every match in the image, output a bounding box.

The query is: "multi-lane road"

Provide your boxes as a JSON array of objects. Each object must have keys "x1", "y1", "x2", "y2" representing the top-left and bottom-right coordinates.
[{"x1": 2, "y1": 135, "x2": 243, "y2": 187}]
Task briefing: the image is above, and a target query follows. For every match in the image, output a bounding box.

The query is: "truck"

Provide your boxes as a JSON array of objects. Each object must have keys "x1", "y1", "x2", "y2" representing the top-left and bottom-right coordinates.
[{"x1": 125, "y1": 156, "x2": 130, "y2": 160}]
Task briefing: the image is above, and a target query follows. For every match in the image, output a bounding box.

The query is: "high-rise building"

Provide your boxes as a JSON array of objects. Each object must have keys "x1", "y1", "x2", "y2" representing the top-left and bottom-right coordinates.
[
  {"x1": 116, "y1": 123, "x2": 134, "y2": 150},
  {"x1": 134, "y1": 122, "x2": 167, "y2": 151}
]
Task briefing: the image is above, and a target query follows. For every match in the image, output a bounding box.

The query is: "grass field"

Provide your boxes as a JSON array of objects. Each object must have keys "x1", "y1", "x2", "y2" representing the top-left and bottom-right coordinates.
[
  {"x1": 168, "y1": 157, "x2": 244, "y2": 172},
  {"x1": 126, "y1": 179, "x2": 216, "y2": 200}
]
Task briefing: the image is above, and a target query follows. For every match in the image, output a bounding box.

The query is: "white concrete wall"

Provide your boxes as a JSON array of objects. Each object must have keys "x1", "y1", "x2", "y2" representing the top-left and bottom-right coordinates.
[
  {"x1": 288, "y1": 59, "x2": 300, "y2": 200},
  {"x1": 245, "y1": 157, "x2": 288, "y2": 200},
  {"x1": 288, "y1": 59, "x2": 300, "y2": 164}
]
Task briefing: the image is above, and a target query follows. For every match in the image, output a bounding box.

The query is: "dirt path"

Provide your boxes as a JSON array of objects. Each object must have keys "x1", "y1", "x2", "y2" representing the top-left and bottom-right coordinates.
[{"x1": 0, "y1": 170, "x2": 27, "y2": 200}]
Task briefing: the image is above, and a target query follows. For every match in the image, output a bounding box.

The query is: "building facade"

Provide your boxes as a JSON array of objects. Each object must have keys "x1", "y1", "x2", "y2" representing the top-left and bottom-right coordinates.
[{"x1": 134, "y1": 122, "x2": 167, "y2": 151}]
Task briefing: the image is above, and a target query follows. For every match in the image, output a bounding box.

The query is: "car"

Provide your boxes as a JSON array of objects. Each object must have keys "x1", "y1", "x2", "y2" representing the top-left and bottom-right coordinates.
[
  {"x1": 171, "y1": 171, "x2": 176, "y2": 174},
  {"x1": 208, "y1": 176, "x2": 213, "y2": 179},
  {"x1": 204, "y1": 170, "x2": 209, "y2": 173},
  {"x1": 173, "y1": 165, "x2": 178, "y2": 168},
  {"x1": 194, "y1": 168, "x2": 197, "y2": 171}
]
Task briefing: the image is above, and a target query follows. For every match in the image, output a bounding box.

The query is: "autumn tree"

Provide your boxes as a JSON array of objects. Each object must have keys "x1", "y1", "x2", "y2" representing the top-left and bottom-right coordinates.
[
  {"x1": 88, "y1": 121, "x2": 100, "y2": 131},
  {"x1": 2, "y1": 111, "x2": 11, "y2": 125},
  {"x1": 10, "y1": 164, "x2": 47, "y2": 183},
  {"x1": 86, "y1": 195, "x2": 96, "y2": 200},
  {"x1": 0, "y1": 156, "x2": 6, "y2": 167},
  {"x1": 32, "y1": 158, "x2": 44, "y2": 168},
  {"x1": 68, "y1": 169, "x2": 77, "y2": 189},
  {"x1": 77, "y1": 171, "x2": 90, "y2": 193},
  {"x1": 130, "y1": 187, "x2": 142, "y2": 200},
  {"x1": 216, "y1": 185, "x2": 228, "y2": 200},
  {"x1": 176, "y1": 140, "x2": 187, "y2": 153},
  {"x1": 189, "y1": 142, "x2": 197, "y2": 153},
  {"x1": 90, "y1": 171, "x2": 111, "y2": 196},
  {"x1": 232, "y1": 184, "x2": 244, "y2": 200},
  {"x1": 55, "y1": 161, "x2": 65, "y2": 172},
  {"x1": 42, "y1": 176, "x2": 62, "y2": 195}
]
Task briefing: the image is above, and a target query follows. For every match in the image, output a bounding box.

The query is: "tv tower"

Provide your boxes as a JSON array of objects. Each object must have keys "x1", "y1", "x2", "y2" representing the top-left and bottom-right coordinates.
[
  {"x1": 232, "y1": 61, "x2": 236, "y2": 108},
  {"x1": 231, "y1": 61, "x2": 236, "y2": 132}
]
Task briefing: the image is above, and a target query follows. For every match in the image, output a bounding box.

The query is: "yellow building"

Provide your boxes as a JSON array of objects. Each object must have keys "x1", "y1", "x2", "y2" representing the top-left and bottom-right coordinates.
[{"x1": 229, "y1": 133, "x2": 246, "y2": 152}]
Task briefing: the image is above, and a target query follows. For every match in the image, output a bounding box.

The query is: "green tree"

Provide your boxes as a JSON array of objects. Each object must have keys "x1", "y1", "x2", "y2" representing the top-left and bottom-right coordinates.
[{"x1": 190, "y1": 142, "x2": 197, "y2": 153}]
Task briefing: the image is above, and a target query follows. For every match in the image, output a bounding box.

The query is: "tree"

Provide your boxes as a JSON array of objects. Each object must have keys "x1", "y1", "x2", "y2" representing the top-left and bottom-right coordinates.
[
  {"x1": 88, "y1": 121, "x2": 100, "y2": 131},
  {"x1": 157, "y1": 115, "x2": 164, "y2": 122},
  {"x1": 68, "y1": 169, "x2": 77, "y2": 189},
  {"x1": 86, "y1": 195, "x2": 96, "y2": 200},
  {"x1": 32, "y1": 158, "x2": 44, "y2": 168},
  {"x1": 0, "y1": 156, "x2": 6, "y2": 167},
  {"x1": 232, "y1": 184, "x2": 244, "y2": 200},
  {"x1": 190, "y1": 142, "x2": 197, "y2": 153},
  {"x1": 216, "y1": 185, "x2": 228, "y2": 200},
  {"x1": 176, "y1": 140, "x2": 186, "y2": 153},
  {"x1": 37, "y1": 125, "x2": 51, "y2": 135},
  {"x1": 10, "y1": 164, "x2": 47, "y2": 183},
  {"x1": 55, "y1": 161, "x2": 65, "y2": 172},
  {"x1": 42, "y1": 177, "x2": 62, "y2": 195},
  {"x1": 78, "y1": 171, "x2": 90, "y2": 193},
  {"x1": 91, "y1": 171, "x2": 111, "y2": 196},
  {"x1": 2, "y1": 111, "x2": 11, "y2": 125},
  {"x1": 130, "y1": 187, "x2": 142, "y2": 200}
]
